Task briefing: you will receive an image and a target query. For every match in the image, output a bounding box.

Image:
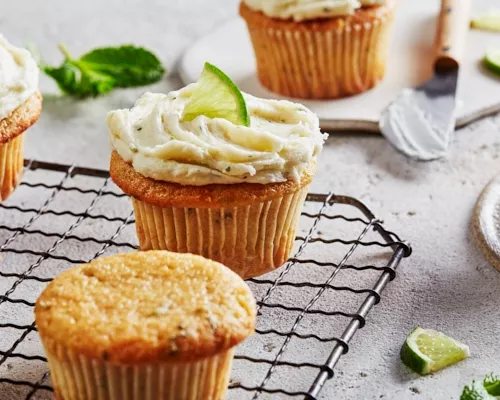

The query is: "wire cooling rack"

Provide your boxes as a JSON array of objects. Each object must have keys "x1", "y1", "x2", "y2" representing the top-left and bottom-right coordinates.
[{"x1": 0, "y1": 159, "x2": 411, "y2": 400}]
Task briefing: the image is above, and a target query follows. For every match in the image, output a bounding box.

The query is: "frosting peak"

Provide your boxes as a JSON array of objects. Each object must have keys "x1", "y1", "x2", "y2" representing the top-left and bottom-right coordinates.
[
  {"x1": 107, "y1": 85, "x2": 327, "y2": 186},
  {"x1": 0, "y1": 35, "x2": 39, "y2": 120},
  {"x1": 243, "y1": 0, "x2": 386, "y2": 21}
]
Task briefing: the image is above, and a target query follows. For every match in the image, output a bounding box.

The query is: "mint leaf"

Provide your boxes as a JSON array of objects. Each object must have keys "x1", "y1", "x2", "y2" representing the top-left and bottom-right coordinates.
[
  {"x1": 484, "y1": 374, "x2": 500, "y2": 396},
  {"x1": 43, "y1": 62, "x2": 80, "y2": 95},
  {"x1": 461, "y1": 381, "x2": 496, "y2": 400},
  {"x1": 78, "y1": 46, "x2": 164, "y2": 87},
  {"x1": 41, "y1": 43, "x2": 165, "y2": 98},
  {"x1": 44, "y1": 62, "x2": 115, "y2": 97}
]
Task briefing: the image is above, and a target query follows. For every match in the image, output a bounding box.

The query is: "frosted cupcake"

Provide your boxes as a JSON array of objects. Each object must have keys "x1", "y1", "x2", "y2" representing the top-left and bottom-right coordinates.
[
  {"x1": 240, "y1": 0, "x2": 396, "y2": 99},
  {"x1": 35, "y1": 251, "x2": 256, "y2": 400},
  {"x1": 108, "y1": 63, "x2": 327, "y2": 279},
  {"x1": 0, "y1": 35, "x2": 41, "y2": 201}
]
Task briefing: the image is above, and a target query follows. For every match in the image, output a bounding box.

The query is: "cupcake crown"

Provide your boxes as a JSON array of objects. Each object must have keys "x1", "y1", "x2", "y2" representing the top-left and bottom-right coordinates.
[
  {"x1": 107, "y1": 83, "x2": 326, "y2": 186},
  {"x1": 35, "y1": 251, "x2": 256, "y2": 364}
]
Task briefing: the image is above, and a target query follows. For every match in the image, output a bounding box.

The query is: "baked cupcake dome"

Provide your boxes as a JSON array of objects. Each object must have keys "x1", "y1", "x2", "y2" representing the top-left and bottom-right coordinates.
[
  {"x1": 35, "y1": 251, "x2": 256, "y2": 399},
  {"x1": 240, "y1": 0, "x2": 396, "y2": 99}
]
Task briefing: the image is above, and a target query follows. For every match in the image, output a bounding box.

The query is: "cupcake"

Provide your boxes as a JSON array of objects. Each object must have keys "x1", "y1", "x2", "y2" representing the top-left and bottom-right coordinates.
[
  {"x1": 108, "y1": 63, "x2": 327, "y2": 279},
  {"x1": 35, "y1": 251, "x2": 256, "y2": 400},
  {"x1": 240, "y1": 0, "x2": 396, "y2": 99},
  {"x1": 0, "y1": 35, "x2": 41, "y2": 201}
]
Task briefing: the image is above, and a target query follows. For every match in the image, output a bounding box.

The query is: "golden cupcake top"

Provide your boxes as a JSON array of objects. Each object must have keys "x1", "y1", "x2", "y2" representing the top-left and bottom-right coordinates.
[
  {"x1": 107, "y1": 63, "x2": 326, "y2": 186},
  {"x1": 0, "y1": 35, "x2": 39, "y2": 120},
  {"x1": 35, "y1": 251, "x2": 256, "y2": 364},
  {"x1": 243, "y1": 0, "x2": 386, "y2": 21}
]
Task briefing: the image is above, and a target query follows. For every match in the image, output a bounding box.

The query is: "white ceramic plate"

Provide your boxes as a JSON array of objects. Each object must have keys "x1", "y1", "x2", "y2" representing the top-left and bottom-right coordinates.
[
  {"x1": 473, "y1": 174, "x2": 500, "y2": 272},
  {"x1": 180, "y1": 0, "x2": 500, "y2": 132}
]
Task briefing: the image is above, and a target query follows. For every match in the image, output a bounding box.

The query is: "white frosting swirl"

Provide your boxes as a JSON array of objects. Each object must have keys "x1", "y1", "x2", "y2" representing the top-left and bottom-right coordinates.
[
  {"x1": 107, "y1": 85, "x2": 327, "y2": 186},
  {"x1": 0, "y1": 35, "x2": 39, "y2": 120},
  {"x1": 243, "y1": 0, "x2": 386, "y2": 21}
]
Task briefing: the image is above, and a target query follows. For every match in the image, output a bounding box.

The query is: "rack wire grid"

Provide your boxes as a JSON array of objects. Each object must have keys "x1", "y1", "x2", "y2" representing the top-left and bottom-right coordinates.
[{"x1": 0, "y1": 159, "x2": 411, "y2": 400}]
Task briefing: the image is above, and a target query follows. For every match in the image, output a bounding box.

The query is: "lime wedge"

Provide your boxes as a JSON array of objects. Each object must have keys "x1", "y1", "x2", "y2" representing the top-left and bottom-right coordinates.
[
  {"x1": 400, "y1": 327, "x2": 470, "y2": 375},
  {"x1": 471, "y1": 11, "x2": 500, "y2": 32},
  {"x1": 182, "y1": 62, "x2": 250, "y2": 126},
  {"x1": 484, "y1": 50, "x2": 500, "y2": 77}
]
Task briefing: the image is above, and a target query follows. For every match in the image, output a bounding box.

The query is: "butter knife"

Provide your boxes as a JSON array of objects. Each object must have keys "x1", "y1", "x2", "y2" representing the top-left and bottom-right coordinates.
[{"x1": 380, "y1": 0, "x2": 471, "y2": 161}]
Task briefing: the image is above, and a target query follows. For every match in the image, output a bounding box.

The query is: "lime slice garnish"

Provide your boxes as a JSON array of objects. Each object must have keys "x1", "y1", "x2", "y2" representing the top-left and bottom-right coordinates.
[
  {"x1": 471, "y1": 11, "x2": 500, "y2": 32},
  {"x1": 182, "y1": 62, "x2": 250, "y2": 126},
  {"x1": 400, "y1": 327, "x2": 470, "y2": 375},
  {"x1": 484, "y1": 50, "x2": 500, "y2": 77}
]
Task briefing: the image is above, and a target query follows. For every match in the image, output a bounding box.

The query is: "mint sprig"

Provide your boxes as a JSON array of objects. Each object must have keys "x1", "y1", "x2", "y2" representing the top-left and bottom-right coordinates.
[
  {"x1": 461, "y1": 374, "x2": 500, "y2": 400},
  {"x1": 461, "y1": 382, "x2": 496, "y2": 400},
  {"x1": 42, "y1": 44, "x2": 165, "y2": 98},
  {"x1": 484, "y1": 374, "x2": 500, "y2": 396}
]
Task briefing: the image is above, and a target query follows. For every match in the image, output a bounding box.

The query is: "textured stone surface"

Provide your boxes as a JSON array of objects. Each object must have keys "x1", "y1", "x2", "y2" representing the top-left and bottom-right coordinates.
[{"x1": 2, "y1": 0, "x2": 500, "y2": 399}]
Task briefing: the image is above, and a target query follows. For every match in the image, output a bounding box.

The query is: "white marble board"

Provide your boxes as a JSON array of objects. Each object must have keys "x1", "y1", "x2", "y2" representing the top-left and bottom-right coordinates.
[{"x1": 180, "y1": 0, "x2": 500, "y2": 132}]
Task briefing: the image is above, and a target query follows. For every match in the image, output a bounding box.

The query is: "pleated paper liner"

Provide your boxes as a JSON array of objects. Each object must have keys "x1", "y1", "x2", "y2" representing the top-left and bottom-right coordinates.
[
  {"x1": 132, "y1": 186, "x2": 309, "y2": 279},
  {"x1": 240, "y1": 2, "x2": 395, "y2": 99},
  {"x1": 0, "y1": 133, "x2": 24, "y2": 201},
  {"x1": 44, "y1": 342, "x2": 234, "y2": 400}
]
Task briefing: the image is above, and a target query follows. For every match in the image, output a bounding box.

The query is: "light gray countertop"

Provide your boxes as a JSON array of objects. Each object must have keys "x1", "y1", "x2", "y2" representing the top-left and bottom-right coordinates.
[{"x1": 2, "y1": 1, "x2": 500, "y2": 399}]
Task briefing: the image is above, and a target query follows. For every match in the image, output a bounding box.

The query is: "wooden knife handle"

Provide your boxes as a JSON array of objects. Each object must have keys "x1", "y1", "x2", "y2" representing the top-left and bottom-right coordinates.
[{"x1": 434, "y1": 0, "x2": 471, "y2": 72}]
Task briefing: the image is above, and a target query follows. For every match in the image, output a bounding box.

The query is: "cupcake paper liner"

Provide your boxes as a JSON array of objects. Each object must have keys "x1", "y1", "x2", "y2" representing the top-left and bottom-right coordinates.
[
  {"x1": 241, "y1": 4, "x2": 395, "y2": 99},
  {"x1": 44, "y1": 343, "x2": 234, "y2": 400},
  {"x1": 132, "y1": 186, "x2": 309, "y2": 279},
  {"x1": 0, "y1": 133, "x2": 24, "y2": 201}
]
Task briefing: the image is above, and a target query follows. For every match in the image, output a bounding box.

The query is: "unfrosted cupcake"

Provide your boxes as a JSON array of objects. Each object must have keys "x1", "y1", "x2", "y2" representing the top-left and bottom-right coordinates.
[
  {"x1": 108, "y1": 63, "x2": 327, "y2": 279},
  {"x1": 0, "y1": 34, "x2": 41, "y2": 201},
  {"x1": 35, "y1": 251, "x2": 256, "y2": 400},
  {"x1": 240, "y1": 0, "x2": 396, "y2": 99}
]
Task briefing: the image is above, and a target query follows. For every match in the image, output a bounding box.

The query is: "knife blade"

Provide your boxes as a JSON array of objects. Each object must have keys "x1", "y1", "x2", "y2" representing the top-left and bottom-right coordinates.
[{"x1": 380, "y1": 0, "x2": 471, "y2": 161}]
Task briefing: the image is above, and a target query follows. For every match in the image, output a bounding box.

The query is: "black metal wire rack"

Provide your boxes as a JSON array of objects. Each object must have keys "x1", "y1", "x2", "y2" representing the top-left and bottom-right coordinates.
[{"x1": 0, "y1": 159, "x2": 411, "y2": 400}]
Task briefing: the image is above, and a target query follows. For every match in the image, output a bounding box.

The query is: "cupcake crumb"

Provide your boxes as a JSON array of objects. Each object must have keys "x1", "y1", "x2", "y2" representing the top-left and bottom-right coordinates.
[
  {"x1": 263, "y1": 342, "x2": 276, "y2": 352},
  {"x1": 409, "y1": 387, "x2": 421, "y2": 394},
  {"x1": 229, "y1": 379, "x2": 241, "y2": 387}
]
